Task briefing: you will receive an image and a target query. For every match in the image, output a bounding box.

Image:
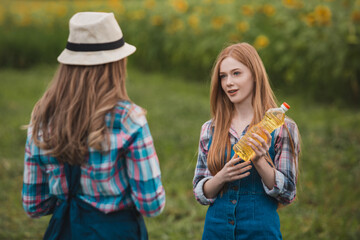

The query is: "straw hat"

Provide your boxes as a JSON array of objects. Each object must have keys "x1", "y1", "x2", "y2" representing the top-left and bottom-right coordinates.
[{"x1": 58, "y1": 12, "x2": 136, "y2": 65}]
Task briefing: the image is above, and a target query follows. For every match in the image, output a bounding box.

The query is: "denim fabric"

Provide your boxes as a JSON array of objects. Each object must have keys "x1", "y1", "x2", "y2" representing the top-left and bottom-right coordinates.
[
  {"x1": 44, "y1": 163, "x2": 148, "y2": 240},
  {"x1": 202, "y1": 132, "x2": 282, "y2": 240}
]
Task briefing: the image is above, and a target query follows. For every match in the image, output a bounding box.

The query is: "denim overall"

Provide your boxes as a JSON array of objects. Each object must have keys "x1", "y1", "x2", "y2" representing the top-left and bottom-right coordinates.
[
  {"x1": 44, "y1": 163, "x2": 148, "y2": 240},
  {"x1": 202, "y1": 131, "x2": 282, "y2": 240}
]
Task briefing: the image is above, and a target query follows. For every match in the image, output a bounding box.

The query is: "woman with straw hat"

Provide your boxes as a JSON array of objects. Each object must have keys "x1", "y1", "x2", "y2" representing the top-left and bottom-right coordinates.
[{"x1": 22, "y1": 12, "x2": 165, "y2": 239}]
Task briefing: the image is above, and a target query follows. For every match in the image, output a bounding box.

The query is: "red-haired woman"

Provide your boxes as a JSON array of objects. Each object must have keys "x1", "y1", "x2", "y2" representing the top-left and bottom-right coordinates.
[
  {"x1": 22, "y1": 12, "x2": 165, "y2": 239},
  {"x1": 193, "y1": 43, "x2": 300, "y2": 239}
]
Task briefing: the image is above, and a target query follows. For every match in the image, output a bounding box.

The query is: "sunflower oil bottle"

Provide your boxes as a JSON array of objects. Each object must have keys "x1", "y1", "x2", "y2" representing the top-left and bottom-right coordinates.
[{"x1": 233, "y1": 102, "x2": 290, "y2": 161}]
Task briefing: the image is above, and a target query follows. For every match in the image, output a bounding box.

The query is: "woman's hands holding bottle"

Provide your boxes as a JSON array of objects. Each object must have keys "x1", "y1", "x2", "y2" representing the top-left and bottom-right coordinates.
[
  {"x1": 246, "y1": 128, "x2": 276, "y2": 190},
  {"x1": 204, "y1": 129, "x2": 275, "y2": 199},
  {"x1": 203, "y1": 155, "x2": 252, "y2": 199},
  {"x1": 247, "y1": 128, "x2": 272, "y2": 162},
  {"x1": 215, "y1": 155, "x2": 252, "y2": 184}
]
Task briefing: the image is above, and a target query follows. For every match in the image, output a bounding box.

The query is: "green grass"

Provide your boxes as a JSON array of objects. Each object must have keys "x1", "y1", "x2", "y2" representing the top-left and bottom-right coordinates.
[{"x1": 0, "y1": 64, "x2": 359, "y2": 239}]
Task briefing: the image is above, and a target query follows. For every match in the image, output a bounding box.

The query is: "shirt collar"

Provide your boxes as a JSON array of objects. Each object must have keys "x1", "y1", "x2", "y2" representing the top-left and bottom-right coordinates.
[{"x1": 229, "y1": 125, "x2": 249, "y2": 140}]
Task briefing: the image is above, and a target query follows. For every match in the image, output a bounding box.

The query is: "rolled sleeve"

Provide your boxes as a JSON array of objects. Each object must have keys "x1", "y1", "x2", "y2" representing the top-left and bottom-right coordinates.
[
  {"x1": 22, "y1": 130, "x2": 56, "y2": 218},
  {"x1": 263, "y1": 119, "x2": 299, "y2": 205},
  {"x1": 262, "y1": 168, "x2": 285, "y2": 197},
  {"x1": 193, "y1": 121, "x2": 216, "y2": 205},
  {"x1": 194, "y1": 176, "x2": 216, "y2": 205}
]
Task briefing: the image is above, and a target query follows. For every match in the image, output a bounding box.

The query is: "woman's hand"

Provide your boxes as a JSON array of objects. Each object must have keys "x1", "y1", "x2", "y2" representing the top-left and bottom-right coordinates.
[
  {"x1": 203, "y1": 155, "x2": 252, "y2": 199},
  {"x1": 246, "y1": 128, "x2": 276, "y2": 190},
  {"x1": 247, "y1": 128, "x2": 272, "y2": 162},
  {"x1": 215, "y1": 154, "x2": 252, "y2": 185}
]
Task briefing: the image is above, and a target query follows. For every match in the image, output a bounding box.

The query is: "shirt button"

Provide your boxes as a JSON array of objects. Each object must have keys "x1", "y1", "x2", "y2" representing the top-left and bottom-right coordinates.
[
  {"x1": 231, "y1": 200, "x2": 237, "y2": 204},
  {"x1": 232, "y1": 186, "x2": 239, "y2": 191},
  {"x1": 228, "y1": 220, "x2": 235, "y2": 225}
]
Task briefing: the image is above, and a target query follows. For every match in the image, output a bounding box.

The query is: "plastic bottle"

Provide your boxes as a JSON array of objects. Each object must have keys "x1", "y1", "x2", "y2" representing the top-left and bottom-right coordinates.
[{"x1": 233, "y1": 102, "x2": 290, "y2": 161}]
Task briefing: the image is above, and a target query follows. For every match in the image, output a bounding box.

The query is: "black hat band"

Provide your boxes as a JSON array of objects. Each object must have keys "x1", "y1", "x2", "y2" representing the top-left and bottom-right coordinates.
[{"x1": 66, "y1": 38, "x2": 125, "y2": 52}]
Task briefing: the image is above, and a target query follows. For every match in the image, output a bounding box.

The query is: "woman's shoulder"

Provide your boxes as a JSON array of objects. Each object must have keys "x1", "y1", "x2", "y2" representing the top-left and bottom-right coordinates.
[
  {"x1": 114, "y1": 100, "x2": 141, "y2": 113},
  {"x1": 283, "y1": 117, "x2": 299, "y2": 137},
  {"x1": 200, "y1": 119, "x2": 213, "y2": 137},
  {"x1": 198, "y1": 120, "x2": 213, "y2": 152},
  {"x1": 274, "y1": 117, "x2": 299, "y2": 136},
  {"x1": 274, "y1": 117, "x2": 300, "y2": 151},
  {"x1": 112, "y1": 100, "x2": 147, "y2": 127}
]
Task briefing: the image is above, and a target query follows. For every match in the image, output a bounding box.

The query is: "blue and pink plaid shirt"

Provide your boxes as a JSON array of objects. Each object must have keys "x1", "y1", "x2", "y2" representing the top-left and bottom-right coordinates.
[
  {"x1": 22, "y1": 101, "x2": 165, "y2": 218},
  {"x1": 193, "y1": 118, "x2": 300, "y2": 206}
]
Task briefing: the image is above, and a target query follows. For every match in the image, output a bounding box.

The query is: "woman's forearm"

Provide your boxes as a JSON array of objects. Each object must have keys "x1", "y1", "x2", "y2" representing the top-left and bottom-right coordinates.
[
  {"x1": 202, "y1": 157, "x2": 252, "y2": 199},
  {"x1": 203, "y1": 174, "x2": 225, "y2": 199},
  {"x1": 252, "y1": 157, "x2": 275, "y2": 189}
]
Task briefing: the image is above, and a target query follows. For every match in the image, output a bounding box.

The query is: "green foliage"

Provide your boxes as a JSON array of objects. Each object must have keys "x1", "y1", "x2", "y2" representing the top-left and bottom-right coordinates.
[
  {"x1": 0, "y1": 0, "x2": 359, "y2": 105},
  {"x1": 0, "y1": 65, "x2": 359, "y2": 239}
]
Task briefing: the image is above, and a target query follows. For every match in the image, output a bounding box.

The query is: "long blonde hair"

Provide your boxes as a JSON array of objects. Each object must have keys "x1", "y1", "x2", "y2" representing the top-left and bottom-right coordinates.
[
  {"x1": 207, "y1": 43, "x2": 278, "y2": 176},
  {"x1": 30, "y1": 59, "x2": 129, "y2": 165}
]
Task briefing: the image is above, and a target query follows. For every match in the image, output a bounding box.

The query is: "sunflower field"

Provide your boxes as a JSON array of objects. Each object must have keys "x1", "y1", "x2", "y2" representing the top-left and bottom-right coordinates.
[
  {"x1": 1, "y1": 0, "x2": 360, "y2": 104},
  {"x1": 0, "y1": 0, "x2": 360, "y2": 105}
]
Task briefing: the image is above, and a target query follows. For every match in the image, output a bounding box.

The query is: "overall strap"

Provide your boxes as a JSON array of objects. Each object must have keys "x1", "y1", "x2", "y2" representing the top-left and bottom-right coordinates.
[
  {"x1": 64, "y1": 163, "x2": 82, "y2": 198},
  {"x1": 269, "y1": 131, "x2": 276, "y2": 161},
  {"x1": 207, "y1": 127, "x2": 235, "y2": 163},
  {"x1": 207, "y1": 128, "x2": 214, "y2": 154},
  {"x1": 43, "y1": 163, "x2": 81, "y2": 240}
]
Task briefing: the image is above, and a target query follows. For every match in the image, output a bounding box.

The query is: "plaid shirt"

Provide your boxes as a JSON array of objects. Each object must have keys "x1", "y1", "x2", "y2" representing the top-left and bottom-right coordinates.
[
  {"x1": 193, "y1": 117, "x2": 300, "y2": 205},
  {"x1": 22, "y1": 101, "x2": 165, "y2": 218}
]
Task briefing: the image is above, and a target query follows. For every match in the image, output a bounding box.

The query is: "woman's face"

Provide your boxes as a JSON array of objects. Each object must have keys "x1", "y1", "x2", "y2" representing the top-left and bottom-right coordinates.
[{"x1": 219, "y1": 57, "x2": 254, "y2": 106}]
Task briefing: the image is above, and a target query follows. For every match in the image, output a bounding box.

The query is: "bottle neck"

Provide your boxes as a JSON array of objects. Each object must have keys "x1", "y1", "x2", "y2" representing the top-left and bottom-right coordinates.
[{"x1": 281, "y1": 105, "x2": 289, "y2": 112}]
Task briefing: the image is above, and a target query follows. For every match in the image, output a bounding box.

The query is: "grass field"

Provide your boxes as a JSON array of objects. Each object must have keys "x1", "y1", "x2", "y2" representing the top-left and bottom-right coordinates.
[{"x1": 0, "y1": 64, "x2": 359, "y2": 239}]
